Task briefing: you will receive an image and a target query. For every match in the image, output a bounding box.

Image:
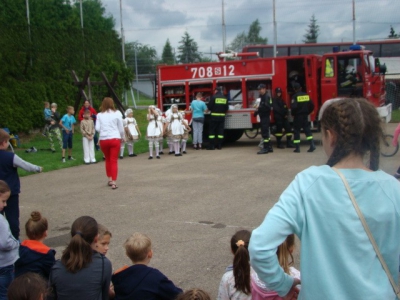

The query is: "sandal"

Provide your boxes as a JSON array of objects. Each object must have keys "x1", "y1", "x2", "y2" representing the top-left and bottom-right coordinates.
[
  {"x1": 107, "y1": 181, "x2": 113, "y2": 186},
  {"x1": 111, "y1": 184, "x2": 118, "y2": 190}
]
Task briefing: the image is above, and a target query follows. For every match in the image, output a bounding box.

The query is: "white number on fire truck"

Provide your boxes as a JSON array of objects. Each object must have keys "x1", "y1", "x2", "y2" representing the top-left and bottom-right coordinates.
[{"x1": 190, "y1": 65, "x2": 235, "y2": 79}]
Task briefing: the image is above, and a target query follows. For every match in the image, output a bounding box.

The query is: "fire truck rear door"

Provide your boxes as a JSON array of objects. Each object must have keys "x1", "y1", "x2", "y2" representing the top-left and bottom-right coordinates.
[{"x1": 321, "y1": 57, "x2": 337, "y2": 104}]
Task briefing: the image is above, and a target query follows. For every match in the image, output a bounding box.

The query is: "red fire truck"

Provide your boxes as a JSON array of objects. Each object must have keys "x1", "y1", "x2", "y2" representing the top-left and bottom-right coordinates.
[{"x1": 156, "y1": 46, "x2": 390, "y2": 142}]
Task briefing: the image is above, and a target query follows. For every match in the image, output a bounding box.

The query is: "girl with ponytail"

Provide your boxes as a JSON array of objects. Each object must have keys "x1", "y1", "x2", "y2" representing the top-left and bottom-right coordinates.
[
  {"x1": 217, "y1": 230, "x2": 253, "y2": 300},
  {"x1": 250, "y1": 98, "x2": 400, "y2": 299},
  {"x1": 50, "y1": 216, "x2": 112, "y2": 300}
]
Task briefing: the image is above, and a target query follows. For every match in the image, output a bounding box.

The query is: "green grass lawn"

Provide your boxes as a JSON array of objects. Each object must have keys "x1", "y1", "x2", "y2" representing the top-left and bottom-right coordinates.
[
  {"x1": 392, "y1": 109, "x2": 400, "y2": 123},
  {"x1": 15, "y1": 109, "x2": 165, "y2": 177},
  {"x1": 126, "y1": 91, "x2": 156, "y2": 107}
]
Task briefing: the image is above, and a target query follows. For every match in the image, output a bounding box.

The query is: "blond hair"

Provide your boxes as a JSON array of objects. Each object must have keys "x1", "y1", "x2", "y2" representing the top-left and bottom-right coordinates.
[
  {"x1": 124, "y1": 232, "x2": 152, "y2": 263},
  {"x1": 98, "y1": 224, "x2": 112, "y2": 239},
  {"x1": 277, "y1": 234, "x2": 295, "y2": 275},
  {"x1": 0, "y1": 129, "x2": 10, "y2": 144}
]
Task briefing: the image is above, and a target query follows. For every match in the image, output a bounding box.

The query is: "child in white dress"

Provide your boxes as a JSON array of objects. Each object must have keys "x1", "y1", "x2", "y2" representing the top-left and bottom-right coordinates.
[
  {"x1": 180, "y1": 112, "x2": 191, "y2": 154},
  {"x1": 165, "y1": 105, "x2": 184, "y2": 157},
  {"x1": 120, "y1": 109, "x2": 141, "y2": 158},
  {"x1": 146, "y1": 105, "x2": 163, "y2": 159},
  {"x1": 155, "y1": 108, "x2": 165, "y2": 155},
  {"x1": 164, "y1": 107, "x2": 174, "y2": 154}
]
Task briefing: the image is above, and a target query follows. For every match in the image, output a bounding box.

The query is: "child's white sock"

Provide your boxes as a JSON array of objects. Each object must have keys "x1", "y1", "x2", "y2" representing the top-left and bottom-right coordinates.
[
  {"x1": 169, "y1": 142, "x2": 173, "y2": 152},
  {"x1": 155, "y1": 141, "x2": 159, "y2": 156},
  {"x1": 128, "y1": 143, "x2": 133, "y2": 155},
  {"x1": 181, "y1": 140, "x2": 187, "y2": 152},
  {"x1": 174, "y1": 141, "x2": 180, "y2": 154},
  {"x1": 159, "y1": 141, "x2": 164, "y2": 152},
  {"x1": 120, "y1": 143, "x2": 125, "y2": 156},
  {"x1": 149, "y1": 141, "x2": 153, "y2": 157}
]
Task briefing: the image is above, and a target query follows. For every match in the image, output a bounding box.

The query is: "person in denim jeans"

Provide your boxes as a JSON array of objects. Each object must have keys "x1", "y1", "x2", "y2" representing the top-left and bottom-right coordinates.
[
  {"x1": 190, "y1": 93, "x2": 208, "y2": 150},
  {"x1": 0, "y1": 180, "x2": 19, "y2": 300}
]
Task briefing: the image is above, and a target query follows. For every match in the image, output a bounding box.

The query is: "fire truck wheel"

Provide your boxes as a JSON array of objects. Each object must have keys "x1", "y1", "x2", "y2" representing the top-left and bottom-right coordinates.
[{"x1": 224, "y1": 129, "x2": 244, "y2": 143}]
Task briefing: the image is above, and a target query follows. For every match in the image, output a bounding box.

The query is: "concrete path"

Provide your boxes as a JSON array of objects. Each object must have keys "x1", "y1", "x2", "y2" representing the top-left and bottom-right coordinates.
[{"x1": 19, "y1": 123, "x2": 399, "y2": 298}]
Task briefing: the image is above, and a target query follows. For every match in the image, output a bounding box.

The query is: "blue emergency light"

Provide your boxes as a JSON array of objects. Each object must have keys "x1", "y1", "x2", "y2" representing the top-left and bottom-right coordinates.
[{"x1": 349, "y1": 44, "x2": 365, "y2": 51}]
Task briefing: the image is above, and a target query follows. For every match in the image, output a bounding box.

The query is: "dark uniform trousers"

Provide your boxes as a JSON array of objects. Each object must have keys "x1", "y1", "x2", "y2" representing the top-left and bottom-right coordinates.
[
  {"x1": 293, "y1": 115, "x2": 312, "y2": 144},
  {"x1": 275, "y1": 116, "x2": 292, "y2": 139},
  {"x1": 259, "y1": 115, "x2": 270, "y2": 142},
  {"x1": 209, "y1": 115, "x2": 226, "y2": 145}
]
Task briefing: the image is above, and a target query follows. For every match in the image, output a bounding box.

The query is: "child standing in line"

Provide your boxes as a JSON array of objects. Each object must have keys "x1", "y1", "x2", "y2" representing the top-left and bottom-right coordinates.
[
  {"x1": 42, "y1": 102, "x2": 52, "y2": 136},
  {"x1": 80, "y1": 109, "x2": 96, "y2": 164},
  {"x1": 0, "y1": 129, "x2": 42, "y2": 240},
  {"x1": 217, "y1": 230, "x2": 253, "y2": 300},
  {"x1": 156, "y1": 108, "x2": 165, "y2": 155},
  {"x1": 112, "y1": 232, "x2": 182, "y2": 300},
  {"x1": 0, "y1": 180, "x2": 20, "y2": 300},
  {"x1": 15, "y1": 211, "x2": 56, "y2": 280},
  {"x1": 146, "y1": 105, "x2": 163, "y2": 159},
  {"x1": 180, "y1": 112, "x2": 191, "y2": 154},
  {"x1": 60, "y1": 106, "x2": 77, "y2": 163},
  {"x1": 120, "y1": 109, "x2": 141, "y2": 158},
  {"x1": 165, "y1": 104, "x2": 184, "y2": 157}
]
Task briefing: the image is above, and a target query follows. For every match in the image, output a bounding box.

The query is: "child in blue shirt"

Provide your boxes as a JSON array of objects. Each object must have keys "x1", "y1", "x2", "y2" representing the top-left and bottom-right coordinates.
[{"x1": 60, "y1": 106, "x2": 77, "y2": 163}]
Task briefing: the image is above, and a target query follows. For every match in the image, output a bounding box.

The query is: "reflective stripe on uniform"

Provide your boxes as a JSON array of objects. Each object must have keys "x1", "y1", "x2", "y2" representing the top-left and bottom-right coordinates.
[
  {"x1": 306, "y1": 136, "x2": 313, "y2": 140},
  {"x1": 293, "y1": 140, "x2": 300, "y2": 144},
  {"x1": 211, "y1": 113, "x2": 226, "y2": 116},
  {"x1": 217, "y1": 135, "x2": 224, "y2": 139},
  {"x1": 275, "y1": 133, "x2": 283, "y2": 137},
  {"x1": 263, "y1": 139, "x2": 270, "y2": 142},
  {"x1": 215, "y1": 98, "x2": 227, "y2": 104},
  {"x1": 209, "y1": 135, "x2": 215, "y2": 139},
  {"x1": 297, "y1": 95, "x2": 310, "y2": 102},
  {"x1": 286, "y1": 133, "x2": 293, "y2": 136}
]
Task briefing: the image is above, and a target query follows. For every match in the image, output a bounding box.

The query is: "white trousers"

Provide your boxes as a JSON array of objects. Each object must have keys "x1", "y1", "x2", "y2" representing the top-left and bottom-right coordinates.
[{"x1": 82, "y1": 137, "x2": 96, "y2": 163}]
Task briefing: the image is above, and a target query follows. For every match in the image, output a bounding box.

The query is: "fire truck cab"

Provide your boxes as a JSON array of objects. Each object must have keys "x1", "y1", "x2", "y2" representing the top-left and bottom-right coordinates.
[{"x1": 156, "y1": 46, "x2": 389, "y2": 142}]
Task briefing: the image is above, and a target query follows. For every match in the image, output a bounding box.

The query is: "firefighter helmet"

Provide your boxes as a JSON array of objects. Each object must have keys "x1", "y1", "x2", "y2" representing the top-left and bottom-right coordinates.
[
  {"x1": 346, "y1": 65, "x2": 355, "y2": 75},
  {"x1": 275, "y1": 87, "x2": 282, "y2": 93}
]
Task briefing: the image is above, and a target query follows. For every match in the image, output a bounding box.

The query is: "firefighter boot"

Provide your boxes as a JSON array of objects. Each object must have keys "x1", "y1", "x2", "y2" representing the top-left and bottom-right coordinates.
[
  {"x1": 277, "y1": 137, "x2": 285, "y2": 149},
  {"x1": 206, "y1": 141, "x2": 215, "y2": 150},
  {"x1": 307, "y1": 139, "x2": 316, "y2": 152},
  {"x1": 257, "y1": 142, "x2": 269, "y2": 154},
  {"x1": 268, "y1": 141, "x2": 274, "y2": 153},
  {"x1": 286, "y1": 136, "x2": 295, "y2": 148},
  {"x1": 293, "y1": 143, "x2": 300, "y2": 153}
]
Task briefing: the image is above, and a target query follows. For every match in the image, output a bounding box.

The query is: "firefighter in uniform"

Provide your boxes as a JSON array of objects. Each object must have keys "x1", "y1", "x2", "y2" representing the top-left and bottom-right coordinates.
[
  {"x1": 291, "y1": 82, "x2": 316, "y2": 153},
  {"x1": 272, "y1": 87, "x2": 294, "y2": 149},
  {"x1": 207, "y1": 86, "x2": 229, "y2": 150},
  {"x1": 256, "y1": 84, "x2": 273, "y2": 154}
]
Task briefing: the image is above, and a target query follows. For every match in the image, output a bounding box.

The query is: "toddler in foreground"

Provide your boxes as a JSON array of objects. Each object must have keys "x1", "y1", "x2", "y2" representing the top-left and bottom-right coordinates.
[{"x1": 112, "y1": 232, "x2": 182, "y2": 300}]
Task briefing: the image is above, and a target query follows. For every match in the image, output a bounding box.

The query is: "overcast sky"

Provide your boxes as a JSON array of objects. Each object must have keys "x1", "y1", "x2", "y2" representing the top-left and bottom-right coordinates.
[{"x1": 101, "y1": 0, "x2": 400, "y2": 57}]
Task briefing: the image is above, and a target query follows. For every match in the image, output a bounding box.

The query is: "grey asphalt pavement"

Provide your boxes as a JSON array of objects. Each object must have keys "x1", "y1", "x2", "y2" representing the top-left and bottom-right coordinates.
[{"x1": 19, "y1": 123, "x2": 399, "y2": 298}]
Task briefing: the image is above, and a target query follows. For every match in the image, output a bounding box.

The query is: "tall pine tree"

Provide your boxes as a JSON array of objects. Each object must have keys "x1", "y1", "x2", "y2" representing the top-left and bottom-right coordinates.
[
  {"x1": 303, "y1": 14, "x2": 319, "y2": 43},
  {"x1": 177, "y1": 31, "x2": 201, "y2": 63},
  {"x1": 161, "y1": 39, "x2": 175, "y2": 65},
  {"x1": 228, "y1": 19, "x2": 267, "y2": 52}
]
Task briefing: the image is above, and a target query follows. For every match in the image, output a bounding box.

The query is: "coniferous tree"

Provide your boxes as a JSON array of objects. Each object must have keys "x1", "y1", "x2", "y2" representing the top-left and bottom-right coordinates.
[
  {"x1": 177, "y1": 31, "x2": 201, "y2": 63},
  {"x1": 303, "y1": 14, "x2": 319, "y2": 43},
  {"x1": 161, "y1": 39, "x2": 175, "y2": 65},
  {"x1": 228, "y1": 19, "x2": 267, "y2": 52},
  {"x1": 388, "y1": 25, "x2": 398, "y2": 38}
]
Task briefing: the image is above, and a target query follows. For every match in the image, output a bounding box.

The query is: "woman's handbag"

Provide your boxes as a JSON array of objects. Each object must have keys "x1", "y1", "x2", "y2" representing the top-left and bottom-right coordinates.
[{"x1": 332, "y1": 167, "x2": 400, "y2": 299}]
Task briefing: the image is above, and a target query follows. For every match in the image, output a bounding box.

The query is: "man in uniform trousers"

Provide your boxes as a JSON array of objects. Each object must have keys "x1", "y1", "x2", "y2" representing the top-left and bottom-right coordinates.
[
  {"x1": 272, "y1": 87, "x2": 294, "y2": 149},
  {"x1": 256, "y1": 84, "x2": 273, "y2": 154},
  {"x1": 291, "y1": 82, "x2": 316, "y2": 153},
  {"x1": 207, "y1": 86, "x2": 229, "y2": 150}
]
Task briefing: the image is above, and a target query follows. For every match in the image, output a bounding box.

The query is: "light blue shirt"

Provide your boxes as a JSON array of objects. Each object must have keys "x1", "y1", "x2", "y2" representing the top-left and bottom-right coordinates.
[
  {"x1": 190, "y1": 100, "x2": 207, "y2": 118},
  {"x1": 61, "y1": 114, "x2": 76, "y2": 131},
  {"x1": 249, "y1": 165, "x2": 400, "y2": 300}
]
